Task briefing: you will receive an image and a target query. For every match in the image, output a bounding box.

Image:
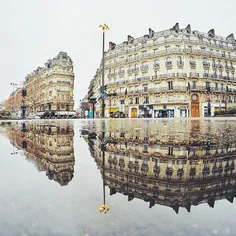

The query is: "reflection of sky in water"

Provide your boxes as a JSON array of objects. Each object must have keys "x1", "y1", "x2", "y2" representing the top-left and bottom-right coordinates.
[{"x1": 0, "y1": 119, "x2": 236, "y2": 236}]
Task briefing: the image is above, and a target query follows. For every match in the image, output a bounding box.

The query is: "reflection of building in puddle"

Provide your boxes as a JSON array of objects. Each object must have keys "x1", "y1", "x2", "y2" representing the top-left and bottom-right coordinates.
[
  {"x1": 6, "y1": 121, "x2": 75, "y2": 186},
  {"x1": 83, "y1": 120, "x2": 236, "y2": 213}
]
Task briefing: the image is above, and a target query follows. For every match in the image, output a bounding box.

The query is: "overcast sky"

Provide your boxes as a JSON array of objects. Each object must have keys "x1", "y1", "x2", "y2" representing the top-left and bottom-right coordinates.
[{"x1": 1, "y1": 0, "x2": 235, "y2": 108}]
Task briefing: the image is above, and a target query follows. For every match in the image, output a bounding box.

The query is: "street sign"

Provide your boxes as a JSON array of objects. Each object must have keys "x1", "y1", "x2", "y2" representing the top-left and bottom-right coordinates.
[
  {"x1": 102, "y1": 138, "x2": 107, "y2": 145},
  {"x1": 102, "y1": 94, "x2": 107, "y2": 99}
]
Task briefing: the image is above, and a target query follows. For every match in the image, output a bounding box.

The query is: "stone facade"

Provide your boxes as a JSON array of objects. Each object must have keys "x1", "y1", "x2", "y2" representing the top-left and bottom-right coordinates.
[
  {"x1": 5, "y1": 52, "x2": 75, "y2": 117},
  {"x1": 92, "y1": 23, "x2": 236, "y2": 118},
  {"x1": 5, "y1": 88, "x2": 23, "y2": 116}
]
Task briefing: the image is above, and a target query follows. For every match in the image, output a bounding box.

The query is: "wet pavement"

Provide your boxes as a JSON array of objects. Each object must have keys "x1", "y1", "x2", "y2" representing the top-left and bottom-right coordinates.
[{"x1": 0, "y1": 118, "x2": 236, "y2": 236}]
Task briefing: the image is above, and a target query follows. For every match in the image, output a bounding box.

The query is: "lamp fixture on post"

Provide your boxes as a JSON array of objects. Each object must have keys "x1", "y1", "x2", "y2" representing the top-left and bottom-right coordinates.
[
  {"x1": 99, "y1": 24, "x2": 110, "y2": 118},
  {"x1": 10, "y1": 83, "x2": 17, "y2": 115}
]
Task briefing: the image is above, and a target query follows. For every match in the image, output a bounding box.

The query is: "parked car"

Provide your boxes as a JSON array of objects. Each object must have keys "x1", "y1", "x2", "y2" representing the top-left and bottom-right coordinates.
[
  {"x1": 110, "y1": 112, "x2": 126, "y2": 118},
  {"x1": 27, "y1": 115, "x2": 41, "y2": 119}
]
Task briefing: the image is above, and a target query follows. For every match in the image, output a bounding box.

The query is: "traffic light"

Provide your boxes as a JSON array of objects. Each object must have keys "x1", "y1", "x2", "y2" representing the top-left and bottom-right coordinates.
[
  {"x1": 103, "y1": 85, "x2": 107, "y2": 95},
  {"x1": 100, "y1": 85, "x2": 107, "y2": 94},
  {"x1": 101, "y1": 143, "x2": 107, "y2": 151},
  {"x1": 206, "y1": 140, "x2": 211, "y2": 150},
  {"x1": 21, "y1": 123, "x2": 26, "y2": 132},
  {"x1": 22, "y1": 140, "x2": 27, "y2": 149},
  {"x1": 22, "y1": 89, "x2": 27, "y2": 97},
  {"x1": 206, "y1": 87, "x2": 211, "y2": 94},
  {"x1": 88, "y1": 131, "x2": 97, "y2": 140}
]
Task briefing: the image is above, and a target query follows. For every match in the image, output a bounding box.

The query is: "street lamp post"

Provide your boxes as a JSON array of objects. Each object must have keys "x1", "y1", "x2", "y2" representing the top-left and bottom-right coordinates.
[
  {"x1": 10, "y1": 83, "x2": 17, "y2": 116},
  {"x1": 99, "y1": 24, "x2": 109, "y2": 118},
  {"x1": 206, "y1": 86, "x2": 211, "y2": 117},
  {"x1": 99, "y1": 121, "x2": 110, "y2": 214}
]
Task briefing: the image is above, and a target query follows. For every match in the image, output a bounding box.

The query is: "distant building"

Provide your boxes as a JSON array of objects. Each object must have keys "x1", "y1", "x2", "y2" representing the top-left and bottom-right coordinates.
[
  {"x1": 79, "y1": 95, "x2": 89, "y2": 118},
  {"x1": 5, "y1": 88, "x2": 23, "y2": 117}
]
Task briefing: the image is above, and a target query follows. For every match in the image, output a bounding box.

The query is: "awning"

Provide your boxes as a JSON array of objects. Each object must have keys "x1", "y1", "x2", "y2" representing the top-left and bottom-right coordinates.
[{"x1": 106, "y1": 108, "x2": 119, "y2": 113}]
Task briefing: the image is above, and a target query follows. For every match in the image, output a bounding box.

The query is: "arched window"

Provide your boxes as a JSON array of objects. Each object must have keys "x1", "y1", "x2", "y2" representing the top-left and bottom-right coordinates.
[{"x1": 191, "y1": 94, "x2": 198, "y2": 102}]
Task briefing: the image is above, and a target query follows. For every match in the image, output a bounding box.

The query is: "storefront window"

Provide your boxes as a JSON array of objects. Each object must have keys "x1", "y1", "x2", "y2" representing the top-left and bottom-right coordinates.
[
  {"x1": 180, "y1": 109, "x2": 187, "y2": 117},
  {"x1": 154, "y1": 109, "x2": 174, "y2": 118}
]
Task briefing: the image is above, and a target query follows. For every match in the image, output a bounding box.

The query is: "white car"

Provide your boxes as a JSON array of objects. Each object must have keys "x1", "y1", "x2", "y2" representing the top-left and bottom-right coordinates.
[{"x1": 27, "y1": 115, "x2": 41, "y2": 119}]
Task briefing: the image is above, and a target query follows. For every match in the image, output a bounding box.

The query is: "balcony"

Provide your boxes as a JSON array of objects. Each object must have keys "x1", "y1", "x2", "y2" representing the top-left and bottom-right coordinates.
[
  {"x1": 119, "y1": 86, "x2": 189, "y2": 96},
  {"x1": 127, "y1": 68, "x2": 133, "y2": 75},
  {"x1": 203, "y1": 73, "x2": 211, "y2": 78},
  {"x1": 177, "y1": 61, "x2": 184, "y2": 69},
  {"x1": 108, "y1": 72, "x2": 117, "y2": 78},
  {"x1": 212, "y1": 64, "x2": 217, "y2": 70},
  {"x1": 152, "y1": 73, "x2": 175, "y2": 81},
  {"x1": 189, "y1": 72, "x2": 199, "y2": 78},
  {"x1": 143, "y1": 100, "x2": 149, "y2": 104},
  {"x1": 218, "y1": 64, "x2": 224, "y2": 70},
  {"x1": 225, "y1": 65, "x2": 230, "y2": 71},
  {"x1": 140, "y1": 65, "x2": 149, "y2": 73},
  {"x1": 189, "y1": 86, "x2": 206, "y2": 92},
  {"x1": 140, "y1": 53, "x2": 150, "y2": 60},
  {"x1": 140, "y1": 76, "x2": 150, "y2": 82},
  {"x1": 153, "y1": 63, "x2": 160, "y2": 71},
  {"x1": 165, "y1": 61, "x2": 173, "y2": 69},
  {"x1": 118, "y1": 70, "x2": 125, "y2": 77},
  {"x1": 203, "y1": 62, "x2": 210, "y2": 69},
  {"x1": 152, "y1": 75, "x2": 161, "y2": 81},
  {"x1": 190, "y1": 61, "x2": 196, "y2": 69},
  {"x1": 134, "y1": 68, "x2": 139, "y2": 75},
  {"x1": 176, "y1": 73, "x2": 187, "y2": 78},
  {"x1": 152, "y1": 86, "x2": 188, "y2": 92},
  {"x1": 105, "y1": 46, "x2": 236, "y2": 67},
  {"x1": 161, "y1": 99, "x2": 189, "y2": 104}
]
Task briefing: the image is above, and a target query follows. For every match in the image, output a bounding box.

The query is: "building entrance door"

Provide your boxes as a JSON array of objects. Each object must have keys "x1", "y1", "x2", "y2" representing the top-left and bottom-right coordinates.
[
  {"x1": 131, "y1": 108, "x2": 137, "y2": 118},
  {"x1": 191, "y1": 94, "x2": 200, "y2": 117}
]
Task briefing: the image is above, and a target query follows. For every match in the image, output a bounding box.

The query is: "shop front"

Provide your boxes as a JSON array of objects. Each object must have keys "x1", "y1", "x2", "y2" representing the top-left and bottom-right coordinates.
[
  {"x1": 153, "y1": 105, "x2": 174, "y2": 118},
  {"x1": 180, "y1": 106, "x2": 188, "y2": 117},
  {"x1": 153, "y1": 105, "x2": 189, "y2": 118},
  {"x1": 138, "y1": 105, "x2": 153, "y2": 118},
  {"x1": 106, "y1": 107, "x2": 119, "y2": 118}
]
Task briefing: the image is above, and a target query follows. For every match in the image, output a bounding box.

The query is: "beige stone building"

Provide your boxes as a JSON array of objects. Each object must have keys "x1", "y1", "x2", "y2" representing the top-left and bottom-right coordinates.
[
  {"x1": 5, "y1": 52, "x2": 75, "y2": 117},
  {"x1": 93, "y1": 23, "x2": 236, "y2": 118},
  {"x1": 25, "y1": 52, "x2": 75, "y2": 117}
]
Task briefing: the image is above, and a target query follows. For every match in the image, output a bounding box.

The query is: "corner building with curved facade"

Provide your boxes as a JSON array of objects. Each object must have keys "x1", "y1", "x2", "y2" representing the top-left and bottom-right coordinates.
[{"x1": 97, "y1": 23, "x2": 236, "y2": 118}]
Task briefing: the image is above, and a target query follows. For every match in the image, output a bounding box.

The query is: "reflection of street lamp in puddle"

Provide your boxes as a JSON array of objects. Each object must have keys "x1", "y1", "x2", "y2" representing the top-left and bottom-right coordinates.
[{"x1": 99, "y1": 121, "x2": 110, "y2": 214}]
